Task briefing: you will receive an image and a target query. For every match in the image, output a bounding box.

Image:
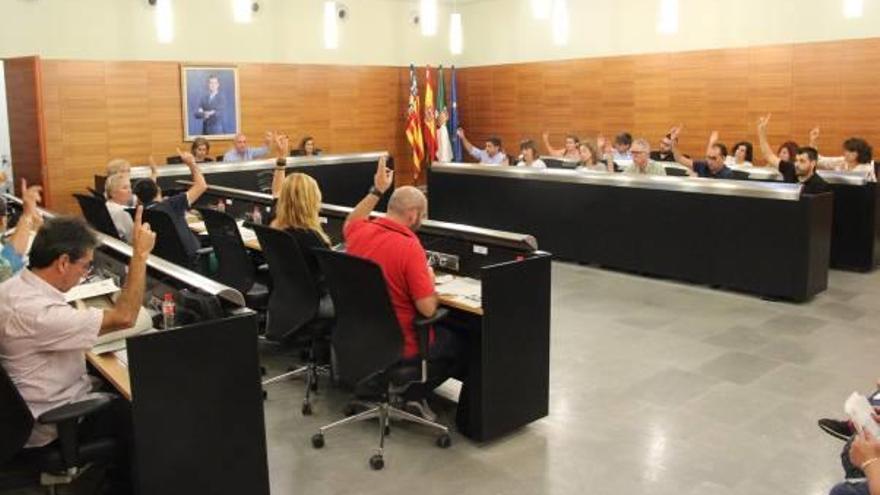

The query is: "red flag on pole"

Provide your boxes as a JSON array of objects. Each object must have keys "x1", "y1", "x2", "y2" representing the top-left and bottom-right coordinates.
[
  {"x1": 422, "y1": 66, "x2": 437, "y2": 174},
  {"x1": 405, "y1": 65, "x2": 425, "y2": 176}
]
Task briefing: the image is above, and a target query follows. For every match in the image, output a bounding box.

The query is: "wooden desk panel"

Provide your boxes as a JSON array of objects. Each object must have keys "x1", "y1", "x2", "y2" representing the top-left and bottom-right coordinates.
[{"x1": 87, "y1": 351, "x2": 131, "y2": 400}]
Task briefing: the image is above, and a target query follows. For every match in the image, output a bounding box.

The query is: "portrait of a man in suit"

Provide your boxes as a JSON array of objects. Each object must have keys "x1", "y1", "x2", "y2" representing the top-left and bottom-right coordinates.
[{"x1": 181, "y1": 66, "x2": 240, "y2": 141}]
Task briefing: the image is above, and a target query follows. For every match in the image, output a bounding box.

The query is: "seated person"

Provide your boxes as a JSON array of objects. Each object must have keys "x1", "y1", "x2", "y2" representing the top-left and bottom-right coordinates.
[
  {"x1": 191, "y1": 137, "x2": 215, "y2": 163},
  {"x1": 456, "y1": 128, "x2": 508, "y2": 165},
  {"x1": 106, "y1": 158, "x2": 131, "y2": 178},
  {"x1": 809, "y1": 128, "x2": 876, "y2": 182},
  {"x1": 105, "y1": 172, "x2": 135, "y2": 241},
  {"x1": 435, "y1": 111, "x2": 453, "y2": 163},
  {"x1": 0, "y1": 180, "x2": 43, "y2": 282},
  {"x1": 270, "y1": 135, "x2": 332, "y2": 289},
  {"x1": 758, "y1": 114, "x2": 831, "y2": 194},
  {"x1": 292, "y1": 136, "x2": 321, "y2": 157},
  {"x1": 726, "y1": 140, "x2": 755, "y2": 168},
  {"x1": 669, "y1": 128, "x2": 735, "y2": 179},
  {"x1": 343, "y1": 159, "x2": 465, "y2": 402},
  {"x1": 821, "y1": 382, "x2": 880, "y2": 495},
  {"x1": 542, "y1": 131, "x2": 580, "y2": 159},
  {"x1": 623, "y1": 138, "x2": 667, "y2": 176},
  {"x1": 132, "y1": 149, "x2": 207, "y2": 264},
  {"x1": 576, "y1": 139, "x2": 613, "y2": 172},
  {"x1": 612, "y1": 132, "x2": 633, "y2": 161},
  {"x1": 515, "y1": 140, "x2": 547, "y2": 169},
  {"x1": 650, "y1": 133, "x2": 676, "y2": 162},
  {"x1": 0, "y1": 210, "x2": 155, "y2": 491},
  {"x1": 223, "y1": 132, "x2": 273, "y2": 162}
]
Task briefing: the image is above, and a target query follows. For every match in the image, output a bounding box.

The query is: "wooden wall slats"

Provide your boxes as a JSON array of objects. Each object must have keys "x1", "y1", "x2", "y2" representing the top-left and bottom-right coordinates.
[{"x1": 4, "y1": 56, "x2": 47, "y2": 199}]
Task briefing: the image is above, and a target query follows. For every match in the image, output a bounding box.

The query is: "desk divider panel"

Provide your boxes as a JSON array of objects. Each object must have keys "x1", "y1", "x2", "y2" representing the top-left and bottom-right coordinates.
[{"x1": 128, "y1": 312, "x2": 269, "y2": 495}]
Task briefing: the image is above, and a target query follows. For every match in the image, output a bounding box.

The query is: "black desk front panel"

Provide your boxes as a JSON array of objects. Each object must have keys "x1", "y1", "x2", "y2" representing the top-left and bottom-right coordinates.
[
  {"x1": 828, "y1": 182, "x2": 880, "y2": 271},
  {"x1": 429, "y1": 170, "x2": 832, "y2": 301}
]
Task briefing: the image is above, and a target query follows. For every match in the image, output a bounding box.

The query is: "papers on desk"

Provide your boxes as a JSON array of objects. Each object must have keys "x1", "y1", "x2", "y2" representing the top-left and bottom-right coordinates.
[
  {"x1": 114, "y1": 350, "x2": 129, "y2": 367},
  {"x1": 64, "y1": 278, "x2": 120, "y2": 303},
  {"x1": 189, "y1": 220, "x2": 206, "y2": 233},
  {"x1": 74, "y1": 293, "x2": 155, "y2": 355},
  {"x1": 235, "y1": 220, "x2": 258, "y2": 243},
  {"x1": 435, "y1": 276, "x2": 482, "y2": 308}
]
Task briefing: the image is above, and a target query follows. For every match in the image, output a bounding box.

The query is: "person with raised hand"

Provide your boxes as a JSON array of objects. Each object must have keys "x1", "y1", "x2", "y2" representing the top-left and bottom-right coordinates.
[
  {"x1": 0, "y1": 179, "x2": 44, "y2": 282},
  {"x1": 542, "y1": 131, "x2": 580, "y2": 159},
  {"x1": 809, "y1": 126, "x2": 876, "y2": 182}
]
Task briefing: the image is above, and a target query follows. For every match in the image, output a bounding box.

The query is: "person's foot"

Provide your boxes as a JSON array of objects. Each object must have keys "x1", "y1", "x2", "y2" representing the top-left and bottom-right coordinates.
[{"x1": 819, "y1": 418, "x2": 854, "y2": 441}]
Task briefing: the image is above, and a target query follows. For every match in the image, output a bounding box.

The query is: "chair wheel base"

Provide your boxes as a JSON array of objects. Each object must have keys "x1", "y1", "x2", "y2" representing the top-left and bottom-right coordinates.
[
  {"x1": 262, "y1": 390, "x2": 267, "y2": 400},
  {"x1": 343, "y1": 404, "x2": 358, "y2": 417},
  {"x1": 302, "y1": 402, "x2": 313, "y2": 415},
  {"x1": 311, "y1": 434, "x2": 324, "y2": 449},
  {"x1": 369, "y1": 454, "x2": 384, "y2": 470},
  {"x1": 436, "y1": 434, "x2": 451, "y2": 448}
]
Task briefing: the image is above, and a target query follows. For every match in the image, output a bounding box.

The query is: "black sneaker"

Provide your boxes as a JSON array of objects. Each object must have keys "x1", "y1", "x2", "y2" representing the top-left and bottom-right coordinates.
[{"x1": 819, "y1": 418, "x2": 854, "y2": 441}]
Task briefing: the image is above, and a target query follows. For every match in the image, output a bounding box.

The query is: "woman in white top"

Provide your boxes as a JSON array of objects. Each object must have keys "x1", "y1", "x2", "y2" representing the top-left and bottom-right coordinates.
[
  {"x1": 810, "y1": 128, "x2": 876, "y2": 182},
  {"x1": 542, "y1": 131, "x2": 581, "y2": 160},
  {"x1": 104, "y1": 172, "x2": 134, "y2": 241},
  {"x1": 576, "y1": 139, "x2": 614, "y2": 172},
  {"x1": 724, "y1": 140, "x2": 755, "y2": 168},
  {"x1": 516, "y1": 140, "x2": 547, "y2": 169}
]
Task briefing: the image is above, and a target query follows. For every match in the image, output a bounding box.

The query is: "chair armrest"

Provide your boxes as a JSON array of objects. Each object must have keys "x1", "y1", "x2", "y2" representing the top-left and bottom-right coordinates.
[
  {"x1": 196, "y1": 246, "x2": 214, "y2": 256},
  {"x1": 413, "y1": 307, "x2": 449, "y2": 329},
  {"x1": 412, "y1": 308, "x2": 449, "y2": 381},
  {"x1": 37, "y1": 396, "x2": 114, "y2": 425}
]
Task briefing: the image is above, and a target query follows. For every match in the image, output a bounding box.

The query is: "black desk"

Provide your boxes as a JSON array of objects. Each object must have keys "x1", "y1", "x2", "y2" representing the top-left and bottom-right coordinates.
[
  {"x1": 186, "y1": 183, "x2": 552, "y2": 443},
  {"x1": 819, "y1": 171, "x2": 880, "y2": 272},
  {"x1": 95, "y1": 152, "x2": 393, "y2": 208},
  {"x1": 428, "y1": 164, "x2": 833, "y2": 302}
]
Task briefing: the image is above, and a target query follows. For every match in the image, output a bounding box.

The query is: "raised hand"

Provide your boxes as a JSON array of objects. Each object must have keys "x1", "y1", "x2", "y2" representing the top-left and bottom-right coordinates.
[
  {"x1": 21, "y1": 178, "x2": 42, "y2": 214},
  {"x1": 264, "y1": 131, "x2": 275, "y2": 146},
  {"x1": 709, "y1": 131, "x2": 719, "y2": 144},
  {"x1": 131, "y1": 205, "x2": 157, "y2": 257},
  {"x1": 275, "y1": 133, "x2": 290, "y2": 157},
  {"x1": 757, "y1": 114, "x2": 771, "y2": 134},
  {"x1": 374, "y1": 156, "x2": 394, "y2": 194},
  {"x1": 809, "y1": 126, "x2": 820, "y2": 145},
  {"x1": 542, "y1": 130, "x2": 550, "y2": 140},
  {"x1": 177, "y1": 148, "x2": 196, "y2": 166},
  {"x1": 456, "y1": 128, "x2": 465, "y2": 139}
]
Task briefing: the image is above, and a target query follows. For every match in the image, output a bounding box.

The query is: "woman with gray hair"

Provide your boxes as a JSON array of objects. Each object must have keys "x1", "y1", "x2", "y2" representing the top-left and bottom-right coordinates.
[{"x1": 104, "y1": 172, "x2": 134, "y2": 241}]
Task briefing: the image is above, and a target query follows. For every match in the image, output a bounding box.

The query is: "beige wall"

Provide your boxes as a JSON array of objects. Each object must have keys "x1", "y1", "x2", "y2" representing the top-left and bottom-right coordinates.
[
  {"x1": 0, "y1": 0, "x2": 453, "y2": 67},
  {"x1": 454, "y1": 0, "x2": 880, "y2": 66}
]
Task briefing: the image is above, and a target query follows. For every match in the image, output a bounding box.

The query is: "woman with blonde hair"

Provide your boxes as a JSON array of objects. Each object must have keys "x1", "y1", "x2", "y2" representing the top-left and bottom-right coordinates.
[{"x1": 270, "y1": 135, "x2": 331, "y2": 286}]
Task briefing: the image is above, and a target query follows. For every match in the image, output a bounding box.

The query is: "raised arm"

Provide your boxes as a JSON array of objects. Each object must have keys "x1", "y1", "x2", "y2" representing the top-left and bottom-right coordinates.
[
  {"x1": 542, "y1": 131, "x2": 564, "y2": 157},
  {"x1": 178, "y1": 149, "x2": 207, "y2": 206},
  {"x1": 456, "y1": 128, "x2": 477, "y2": 155},
  {"x1": 597, "y1": 136, "x2": 615, "y2": 172},
  {"x1": 101, "y1": 206, "x2": 155, "y2": 333},
  {"x1": 272, "y1": 134, "x2": 290, "y2": 198},
  {"x1": 756, "y1": 114, "x2": 781, "y2": 167},
  {"x1": 706, "y1": 131, "x2": 719, "y2": 157},
  {"x1": 8, "y1": 179, "x2": 43, "y2": 255},
  {"x1": 669, "y1": 126, "x2": 694, "y2": 169},
  {"x1": 808, "y1": 126, "x2": 820, "y2": 149},
  {"x1": 344, "y1": 156, "x2": 393, "y2": 231},
  {"x1": 148, "y1": 155, "x2": 163, "y2": 200}
]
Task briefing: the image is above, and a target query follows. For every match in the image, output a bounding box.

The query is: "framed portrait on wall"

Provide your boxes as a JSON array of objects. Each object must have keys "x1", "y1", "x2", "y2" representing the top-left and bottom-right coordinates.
[{"x1": 180, "y1": 65, "x2": 240, "y2": 141}]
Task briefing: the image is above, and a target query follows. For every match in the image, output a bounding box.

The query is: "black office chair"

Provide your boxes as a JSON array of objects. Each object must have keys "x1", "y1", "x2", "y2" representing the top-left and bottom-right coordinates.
[
  {"x1": 252, "y1": 224, "x2": 334, "y2": 415},
  {"x1": 310, "y1": 249, "x2": 451, "y2": 470},
  {"x1": 730, "y1": 170, "x2": 751, "y2": 180},
  {"x1": 166, "y1": 155, "x2": 184, "y2": 165},
  {"x1": 197, "y1": 207, "x2": 269, "y2": 310},
  {"x1": 256, "y1": 171, "x2": 275, "y2": 194},
  {"x1": 142, "y1": 208, "x2": 211, "y2": 272},
  {"x1": 215, "y1": 154, "x2": 225, "y2": 162},
  {"x1": 73, "y1": 193, "x2": 122, "y2": 239},
  {"x1": 0, "y1": 365, "x2": 120, "y2": 494},
  {"x1": 664, "y1": 166, "x2": 690, "y2": 177}
]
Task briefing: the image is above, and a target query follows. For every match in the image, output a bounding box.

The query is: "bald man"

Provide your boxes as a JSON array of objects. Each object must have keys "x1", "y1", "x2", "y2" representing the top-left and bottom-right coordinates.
[
  {"x1": 344, "y1": 158, "x2": 464, "y2": 415},
  {"x1": 223, "y1": 131, "x2": 273, "y2": 162}
]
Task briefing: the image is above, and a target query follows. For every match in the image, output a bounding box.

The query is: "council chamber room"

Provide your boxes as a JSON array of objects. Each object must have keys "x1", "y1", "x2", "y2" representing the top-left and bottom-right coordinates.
[{"x1": 0, "y1": 0, "x2": 878, "y2": 494}]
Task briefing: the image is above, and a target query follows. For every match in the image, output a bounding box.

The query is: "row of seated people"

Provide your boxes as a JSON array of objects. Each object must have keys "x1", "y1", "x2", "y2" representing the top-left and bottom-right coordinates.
[
  {"x1": 0, "y1": 136, "x2": 465, "y2": 488},
  {"x1": 454, "y1": 115, "x2": 876, "y2": 194}
]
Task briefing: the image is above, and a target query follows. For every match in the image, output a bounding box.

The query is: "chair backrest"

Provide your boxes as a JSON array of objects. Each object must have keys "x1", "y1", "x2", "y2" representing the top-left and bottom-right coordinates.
[
  {"x1": 166, "y1": 155, "x2": 183, "y2": 165},
  {"x1": 0, "y1": 365, "x2": 35, "y2": 465},
  {"x1": 73, "y1": 193, "x2": 121, "y2": 239},
  {"x1": 251, "y1": 224, "x2": 322, "y2": 342},
  {"x1": 664, "y1": 166, "x2": 689, "y2": 177},
  {"x1": 255, "y1": 171, "x2": 274, "y2": 194},
  {"x1": 730, "y1": 170, "x2": 751, "y2": 181},
  {"x1": 215, "y1": 154, "x2": 225, "y2": 162},
  {"x1": 142, "y1": 208, "x2": 192, "y2": 267},
  {"x1": 197, "y1": 207, "x2": 256, "y2": 294},
  {"x1": 313, "y1": 249, "x2": 403, "y2": 386}
]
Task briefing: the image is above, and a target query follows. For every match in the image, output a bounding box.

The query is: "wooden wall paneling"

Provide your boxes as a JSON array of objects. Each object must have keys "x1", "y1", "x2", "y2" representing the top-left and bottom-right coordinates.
[
  {"x1": 569, "y1": 58, "x2": 604, "y2": 141},
  {"x1": 748, "y1": 45, "x2": 795, "y2": 163},
  {"x1": 4, "y1": 56, "x2": 48, "y2": 202},
  {"x1": 703, "y1": 48, "x2": 751, "y2": 151},
  {"x1": 791, "y1": 42, "x2": 843, "y2": 155},
  {"x1": 598, "y1": 56, "x2": 636, "y2": 142},
  {"x1": 837, "y1": 38, "x2": 880, "y2": 145},
  {"x1": 633, "y1": 53, "x2": 672, "y2": 150}
]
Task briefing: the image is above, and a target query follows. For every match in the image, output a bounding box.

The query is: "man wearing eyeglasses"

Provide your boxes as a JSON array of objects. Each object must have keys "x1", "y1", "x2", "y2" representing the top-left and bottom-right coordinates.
[
  {"x1": 0, "y1": 208, "x2": 155, "y2": 451},
  {"x1": 669, "y1": 126, "x2": 735, "y2": 179}
]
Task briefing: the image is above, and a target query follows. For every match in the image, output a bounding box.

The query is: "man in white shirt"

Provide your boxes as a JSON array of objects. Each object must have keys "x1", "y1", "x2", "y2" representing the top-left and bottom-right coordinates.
[
  {"x1": 612, "y1": 132, "x2": 634, "y2": 161},
  {"x1": 0, "y1": 210, "x2": 155, "y2": 449},
  {"x1": 436, "y1": 109, "x2": 453, "y2": 163},
  {"x1": 456, "y1": 128, "x2": 508, "y2": 165},
  {"x1": 105, "y1": 172, "x2": 134, "y2": 241},
  {"x1": 223, "y1": 132, "x2": 273, "y2": 162}
]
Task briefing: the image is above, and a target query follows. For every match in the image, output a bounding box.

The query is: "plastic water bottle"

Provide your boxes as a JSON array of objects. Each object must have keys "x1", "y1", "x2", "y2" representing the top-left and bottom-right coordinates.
[
  {"x1": 251, "y1": 205, "x2": 263, "y2": 225},
  {"x1": 162, "y1": 293, "x2": 176, "y2": 330}
]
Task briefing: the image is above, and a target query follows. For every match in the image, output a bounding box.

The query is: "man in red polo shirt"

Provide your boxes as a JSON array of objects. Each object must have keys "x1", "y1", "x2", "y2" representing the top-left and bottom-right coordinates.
[{"x1": 344, "y1": 157, "x2": 463, "y2": 417}]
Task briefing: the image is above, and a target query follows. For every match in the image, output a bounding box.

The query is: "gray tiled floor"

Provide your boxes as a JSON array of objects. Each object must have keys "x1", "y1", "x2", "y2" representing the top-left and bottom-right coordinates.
[
  {"x1": 18, "y1": 262, "x2": 878, "y2": 494},
  {"x1": 252, "y1": 262, "x2": 880, "y2": 495}
]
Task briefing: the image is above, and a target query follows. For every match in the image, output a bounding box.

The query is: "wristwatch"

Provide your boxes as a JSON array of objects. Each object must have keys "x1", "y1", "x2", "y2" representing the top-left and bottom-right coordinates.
[
  {"x1": 275, "y1": 158, "x2": 287, "y2": 168},
  {"x1": 368, "y1": 186, "x2": 384, "y2": 198}
]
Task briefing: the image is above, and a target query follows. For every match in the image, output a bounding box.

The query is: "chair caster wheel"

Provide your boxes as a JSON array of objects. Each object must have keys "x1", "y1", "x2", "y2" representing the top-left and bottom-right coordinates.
[
  {"x1": 343, "y1": 404, "x2": 357, "y2": 417},
  {"x1": 260, "y1": 366, "x2": 267, "y2": 376},
  {"x1": 384, "y1": 425, "x2": 391, "y2": 435},
  {"x1": 262, "y1": 390, "x2": 267, "y2": 400},
  {"x1": 311, "y1": 434, "x2": 324, "y2": 449},
  {"x1": 436, "y1": 434, "x2": 451, "y2": 448},
  {"x1": 310, "y1": 381, "x2": 319, "y2": 392},
  {"x1": 369, "y1": 454, "x2": 384, "y2": 470},
  {"x1": 302, "y1": 402, "x2": 312, "y2": 416}
]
